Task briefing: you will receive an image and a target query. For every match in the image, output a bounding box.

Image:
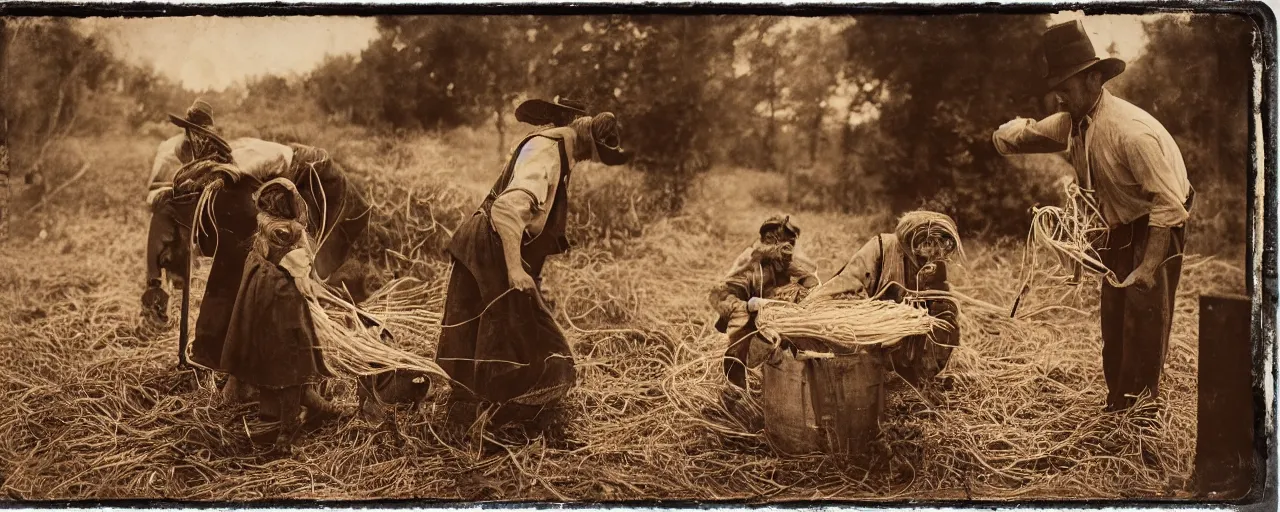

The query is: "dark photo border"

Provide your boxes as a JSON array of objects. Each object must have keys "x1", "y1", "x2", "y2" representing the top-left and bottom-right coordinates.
[{"x1": 0, "y1": 1, "x2": 1274, "y2": 511}]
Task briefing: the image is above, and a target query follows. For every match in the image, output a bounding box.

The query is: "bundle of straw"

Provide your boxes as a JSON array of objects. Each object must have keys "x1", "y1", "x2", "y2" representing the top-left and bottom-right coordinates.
[
  {"x1": 1022, "y1": 181, "x2": 1121, "y2": 287},
  {"x1": 753, "y1": 297, "x2": 950, "y2": 351},
  {"x1": 301, "y1": 270, "x2": 452, "y2": 392}
]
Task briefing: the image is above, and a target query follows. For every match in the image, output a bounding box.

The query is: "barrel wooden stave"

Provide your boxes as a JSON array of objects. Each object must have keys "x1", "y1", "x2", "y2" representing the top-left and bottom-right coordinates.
[{"x1": 761, "y1": 337, "x2": 887, "y2": 457}]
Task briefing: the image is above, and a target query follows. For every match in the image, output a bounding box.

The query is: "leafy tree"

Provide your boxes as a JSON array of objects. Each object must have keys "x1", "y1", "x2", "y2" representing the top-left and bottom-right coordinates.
[
  {"x1": 4, "y1": 18, "x2": 112, "y2": 182},
  {"x1": 841, "y1": 14, "x2": 1057, "y2": 237},
  {"x1": 786, "y1": 20, "x2": 849, "y2": 169},
  {"x1": 736, "y1": 17, "x2": 786, "y2": 172},
  {"x1": 1108, "y1": 13, "x2": 1255, "y2": 254},
  {"x1": 536, "y1": 15, "x2": 748, "y2": 212},
  {"x1": 307, "y1": 54, "x2": 384, "y2": 127},
  {"x1": 308, "y1": 16, "x2": 496, "y2": 132},
  {"x1": 751, "y1": 18, "x2": 850, "y2": 204}
]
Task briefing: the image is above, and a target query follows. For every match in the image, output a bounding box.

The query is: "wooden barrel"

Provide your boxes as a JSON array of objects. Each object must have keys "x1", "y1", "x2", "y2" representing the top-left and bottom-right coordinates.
[{"x1": 761, "y1": 341, "x2": 886, "y2": 456}]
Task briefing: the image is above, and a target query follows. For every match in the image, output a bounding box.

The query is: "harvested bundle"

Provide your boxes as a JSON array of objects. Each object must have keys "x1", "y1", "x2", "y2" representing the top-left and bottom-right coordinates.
[
  {"x1": 753, "y1": 297, "x2": 952, "y2": 352},
  {"x1": 359, "y1": 277, "x2": 446, "y2": 338},
  {"x1": 251, "y1": 178, "x2": 452, "y2": 392},
  {"x1": 303, "y1": 263, "x2": 451, "y2": 390},
  {"x1": 1013, "y1": 181, "x2": 1129, "y2": 315},
  {"x1": 1025, "y1": 182, "x2": 1114, "y2": 281}
]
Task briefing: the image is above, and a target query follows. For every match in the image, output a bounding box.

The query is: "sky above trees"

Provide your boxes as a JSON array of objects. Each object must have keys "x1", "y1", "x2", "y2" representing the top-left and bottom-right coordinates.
[
  {"x1": 76, "y1": 12, "x2": 1169, "y2": 93},
  {"x1": 78, "y1": 16, "x2": 379, "y2": 91}
]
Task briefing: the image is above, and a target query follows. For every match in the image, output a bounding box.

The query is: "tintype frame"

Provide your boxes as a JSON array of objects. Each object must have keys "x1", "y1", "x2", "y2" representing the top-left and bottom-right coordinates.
[{"x1": 0, "y1": 1, "x2": 1274, "y2": 511}]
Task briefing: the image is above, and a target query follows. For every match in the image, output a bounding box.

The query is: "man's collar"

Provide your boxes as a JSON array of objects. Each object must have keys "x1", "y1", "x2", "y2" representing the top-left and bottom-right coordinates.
[{"x1": 1077, "y1": 88, "x2": 1110, "y2": 129}]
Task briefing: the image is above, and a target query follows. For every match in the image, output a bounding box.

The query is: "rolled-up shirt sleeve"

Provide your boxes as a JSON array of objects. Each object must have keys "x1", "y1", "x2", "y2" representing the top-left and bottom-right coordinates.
[
  {"x1": 149, "y1": 137, "x2": 183, "y2": 188},
  {"x1": 490, "y1": 192, "x2": 537, "y2": 245},
  {"x1": 488, "y1": 137, "x2": 558, "y2": 246},
  {"x1": 503, "y1": 138, "x2": 559, "y2": 207},
  {"x1": 1123, "y1": 133, "x2": 1190, "y2": 228},
  {"x1": 992, "y1": 113, "x2": 1072, "y2": 155}
]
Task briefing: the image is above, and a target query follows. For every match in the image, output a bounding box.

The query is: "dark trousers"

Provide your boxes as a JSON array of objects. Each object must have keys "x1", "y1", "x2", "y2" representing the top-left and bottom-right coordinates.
[
  {"x1": 434, "y1": 259, "x2": 574, "y2": 429},
  {"x1": 723, "y1": 321, "x2": 755, "y2": 389},
  {"x1": 190, "y1": 243, "x2": 249, "y2": 370},
  {"x1": 1098, "y1": 215, "x2": 1186, "y2": 408}
]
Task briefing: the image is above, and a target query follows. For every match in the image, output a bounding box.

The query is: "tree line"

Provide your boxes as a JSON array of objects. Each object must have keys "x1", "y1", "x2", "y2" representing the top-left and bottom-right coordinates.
[
  {"x1": 298, "y1": 13, "x2": 1263, "y2": 248},
  {"x1": 3, "y1": 13, "x2": 1259, "y2": 251}
]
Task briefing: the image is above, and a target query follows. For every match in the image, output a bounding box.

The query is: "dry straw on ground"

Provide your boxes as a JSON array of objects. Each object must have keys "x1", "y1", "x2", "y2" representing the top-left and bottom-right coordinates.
[{"x1": 0, "y1": 129, "x2": 1248, "y2": 501}]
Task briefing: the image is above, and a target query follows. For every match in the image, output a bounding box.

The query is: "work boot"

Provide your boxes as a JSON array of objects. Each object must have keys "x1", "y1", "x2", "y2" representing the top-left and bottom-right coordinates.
[
  {"x1": 259, "y1": 396, "x2": 281, "y2": 420},
  {"x1": 301, "y1": 385, "x2": 345, "y2": 422},
  {"x1": 221, "y1": 376, "x2": 253, "y2": 405}
]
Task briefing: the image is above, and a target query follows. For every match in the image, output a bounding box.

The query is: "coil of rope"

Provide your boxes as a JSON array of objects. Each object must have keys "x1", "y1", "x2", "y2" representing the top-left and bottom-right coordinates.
[{"x1": 1011, "y1": 181, "x2": 1123, "y2": 317}]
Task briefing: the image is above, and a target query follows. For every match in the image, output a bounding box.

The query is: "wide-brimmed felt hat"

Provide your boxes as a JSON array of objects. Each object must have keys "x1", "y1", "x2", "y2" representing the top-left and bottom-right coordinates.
[
  {"x1": 517, "y1": 96, "x2": 632, "y2": 166},
  {"x1": 588, "y1": 111, "x2": 632, "y2": 167},
  {"x1": 168, "y1": 99, "x2": 232, "y2": 157},
  {"x1": 515, "y1": 96, "x2": 589, "y2": 128},
  {"x1": 1042, "y1": 20, "x2": 1126, "y2": 91}
]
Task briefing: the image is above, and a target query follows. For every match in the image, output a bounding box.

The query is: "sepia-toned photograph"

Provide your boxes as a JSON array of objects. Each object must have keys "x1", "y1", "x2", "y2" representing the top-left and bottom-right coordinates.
[{"x1": 0, "y1": 2, "x2": 1273, "y2": 506}]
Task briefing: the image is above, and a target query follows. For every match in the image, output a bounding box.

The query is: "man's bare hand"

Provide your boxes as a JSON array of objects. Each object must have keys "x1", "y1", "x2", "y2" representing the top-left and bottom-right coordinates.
[
  {"x1": 509, "y1": 268, "x2": 538, "y2": 294},
  {"x1": 1118, "y1": 266, "x2": 1156, "y2": 291}
]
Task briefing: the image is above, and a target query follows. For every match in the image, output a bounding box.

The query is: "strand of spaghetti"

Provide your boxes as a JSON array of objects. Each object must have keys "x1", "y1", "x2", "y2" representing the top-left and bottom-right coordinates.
[
  {"x1": 434, "y1": 357, "x2": 529, "y2": 367},
  {"x1": 438, "y1": 288, "x2": 523, "y2": 329},
  {"x1": 303, "y1": 164, "x2": 333, "y2": 251}
]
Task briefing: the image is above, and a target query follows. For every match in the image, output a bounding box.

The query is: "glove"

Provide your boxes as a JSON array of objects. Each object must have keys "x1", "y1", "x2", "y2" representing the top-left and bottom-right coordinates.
[
  {"x1": 747, "y1": 297, "x2": 762, "y2": 313},
  {"x1": 919, "y1": 261, "x2": 948, "y2": 290},
  {"x1": 141, "y1": 285, "x2": 170, "y2": 324}
]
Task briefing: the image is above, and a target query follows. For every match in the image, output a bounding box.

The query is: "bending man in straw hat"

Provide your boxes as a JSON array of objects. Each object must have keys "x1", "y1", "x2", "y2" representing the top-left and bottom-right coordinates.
[
  {"x1": 220, "y1": 178, "x2": 345, "y2": 455},
  {"x1": 436, "y1": 97, "x2": 632, "y2": 432},
  {"x1": 709, "y1": 214, "x2": 820, "y2": 389},
  {"x1": 991, "y1": 20, "x2": 1193, "y2": 412},
  {"x1": 143, "y1": 99, "x2": 372, "y2": 329},
  {"x1": 808, "y1": 211, "x2": 963, "y2": 385}
]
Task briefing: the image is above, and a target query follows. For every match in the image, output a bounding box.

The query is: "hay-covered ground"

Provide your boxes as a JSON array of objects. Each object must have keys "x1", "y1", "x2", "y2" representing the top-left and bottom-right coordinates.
[{"x1": 0, "y1": 124, "x2": 1247, "y2": 501}]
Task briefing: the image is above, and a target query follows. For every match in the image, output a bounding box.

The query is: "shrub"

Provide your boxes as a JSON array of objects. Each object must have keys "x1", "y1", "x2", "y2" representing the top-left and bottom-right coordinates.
[
  {"x1": 1186, "y1": 176, "x2": 1248, "y2": 258},
  {"x1": 566, "y1": 165, "x2": 665, "y2": 253}
]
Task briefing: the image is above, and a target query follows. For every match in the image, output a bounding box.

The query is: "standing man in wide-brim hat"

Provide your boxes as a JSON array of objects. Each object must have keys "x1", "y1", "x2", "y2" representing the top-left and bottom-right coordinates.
[
  {"x1": 435, "y1": 97, "x2": 632, "y2": 436},
  {"x1": 992, "y1": 20, "x2": 1195, "y2": 413}
]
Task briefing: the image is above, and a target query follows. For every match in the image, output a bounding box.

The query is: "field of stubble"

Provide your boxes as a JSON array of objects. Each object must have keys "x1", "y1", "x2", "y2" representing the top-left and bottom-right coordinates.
[{"x1": 0, "y1": 120, "x2": 1247, "y2": 501}]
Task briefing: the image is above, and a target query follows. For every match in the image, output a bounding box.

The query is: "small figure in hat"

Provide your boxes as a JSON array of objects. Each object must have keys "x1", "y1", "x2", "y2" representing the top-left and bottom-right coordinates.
[
  {"x1": 219, "y1": 178, "x2": 344, "y2": 455},
  {"x1": 992, "y1": 20, "x2": 1194, "y2": 412},
  {"x1": 709, "y1": 214, "x2": 820, "y2": 389},
  {"x1": 435, "y1": 96, "x2": 632, "y2": 437},
  {"x1": 168, "y1": 99, "x2": 234, "y2": 164}
]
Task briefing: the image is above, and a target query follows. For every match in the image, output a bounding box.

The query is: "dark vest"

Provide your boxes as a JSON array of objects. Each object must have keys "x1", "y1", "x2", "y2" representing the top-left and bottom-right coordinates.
[{"x1": 475, "y1": 131, "x2": 574, "y2": 276}]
